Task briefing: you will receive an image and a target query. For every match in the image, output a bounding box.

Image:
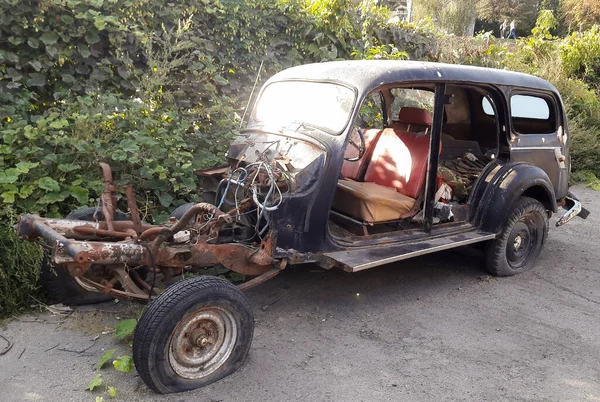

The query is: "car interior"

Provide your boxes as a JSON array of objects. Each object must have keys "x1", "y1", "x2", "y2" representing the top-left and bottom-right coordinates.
[{"x1": 329, "y1": 84, "x2": 501, "y2": 237}]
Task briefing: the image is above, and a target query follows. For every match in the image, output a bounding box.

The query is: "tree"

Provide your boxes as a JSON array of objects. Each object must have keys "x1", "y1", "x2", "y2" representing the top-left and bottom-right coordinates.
[
  {"x1": 562, "y1": 0, "x2": 600, "y2": 31},
  {"x1": 476, "y1": 0, "x2": 541, "y2": 35},
  {"x1": 414, "y1": 0, "x2": 478, "y2": 36}
]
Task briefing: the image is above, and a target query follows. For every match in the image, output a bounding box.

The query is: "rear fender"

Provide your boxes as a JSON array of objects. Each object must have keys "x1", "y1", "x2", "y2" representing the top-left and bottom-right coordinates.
[{"x1": 469, "y1": 162, "x2": 557, "y2": 234}]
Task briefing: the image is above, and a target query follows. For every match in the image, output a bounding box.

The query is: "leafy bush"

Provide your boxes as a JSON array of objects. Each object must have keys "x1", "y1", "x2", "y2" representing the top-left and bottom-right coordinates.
[
  {"x1": 0, "y1": 211, "x2": 44, "y2": 319},
  {"x1": 561, "y1": 26, "x2": 600, "y2": 86}
]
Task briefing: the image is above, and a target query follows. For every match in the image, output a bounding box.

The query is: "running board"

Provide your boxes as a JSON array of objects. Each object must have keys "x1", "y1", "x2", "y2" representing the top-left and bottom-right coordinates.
[{"x1": 322, "y1": 231, "x2": 496, "y2": 272}]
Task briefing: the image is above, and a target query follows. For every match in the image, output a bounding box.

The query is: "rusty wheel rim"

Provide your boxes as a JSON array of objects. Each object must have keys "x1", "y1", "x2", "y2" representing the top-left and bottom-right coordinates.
[{"x1": 168, "y1": 307, "x2": 237, "y2": 380}]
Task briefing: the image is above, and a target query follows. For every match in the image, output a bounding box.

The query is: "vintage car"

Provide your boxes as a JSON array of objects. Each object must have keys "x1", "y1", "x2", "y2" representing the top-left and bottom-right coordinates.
[{"x1": 17, "y1": 60, "x2": 588, "y2": 393}]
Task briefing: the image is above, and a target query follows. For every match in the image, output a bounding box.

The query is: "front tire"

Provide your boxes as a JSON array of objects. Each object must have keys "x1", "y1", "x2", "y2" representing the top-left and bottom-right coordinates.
[
  {"x1": 133, "y1": 276, "x2": 254, "y2": 394},
  {"x1": 485, "y1": 196, "x2": 549, "y2": 276}
]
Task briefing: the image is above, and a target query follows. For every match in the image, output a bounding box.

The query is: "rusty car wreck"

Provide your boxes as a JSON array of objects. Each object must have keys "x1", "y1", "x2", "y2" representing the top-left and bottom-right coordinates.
[{"x1": 17, "y1": 60, "x2": 588, "y2": 393}]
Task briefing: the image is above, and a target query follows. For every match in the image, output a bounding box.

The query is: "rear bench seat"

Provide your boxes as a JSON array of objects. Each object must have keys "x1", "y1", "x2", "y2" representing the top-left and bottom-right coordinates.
[{"x1": 334, "y1": 128, "x2": 431, "y2": 223}]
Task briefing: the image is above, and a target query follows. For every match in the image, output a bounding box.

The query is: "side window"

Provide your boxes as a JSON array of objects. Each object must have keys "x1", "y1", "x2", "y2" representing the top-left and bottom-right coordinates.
[
  {"x1": 391, "y1": 88, "x2": 434, "y2": 120},
  {"x1": 356, "y1": 92, "x2": 384, "y2": 129},
  {"x1": 482, "y1": 97, "x2": 495, "y2": 116},
  {"x1": 510, "y1": 94, "x2": 556, "y2": 134}
]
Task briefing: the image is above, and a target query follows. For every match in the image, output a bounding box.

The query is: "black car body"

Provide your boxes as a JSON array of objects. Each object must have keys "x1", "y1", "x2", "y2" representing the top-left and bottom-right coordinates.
[{"x1": 217, "y1": 60, "x2": 584, "y2": 272}]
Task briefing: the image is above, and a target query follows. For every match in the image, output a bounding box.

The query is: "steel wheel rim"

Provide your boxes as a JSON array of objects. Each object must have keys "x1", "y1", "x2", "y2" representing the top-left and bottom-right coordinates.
[
  {"x1": 506, "y1": 216, "x2": 538, "y2": 269},
  {"x1": 169, "y1": 307, "x2": 237, "y2": 380}
]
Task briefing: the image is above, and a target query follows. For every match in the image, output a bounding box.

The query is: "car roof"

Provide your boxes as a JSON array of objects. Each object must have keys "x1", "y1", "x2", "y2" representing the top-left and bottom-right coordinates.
[{"x1": 267, "y1": 60, "x2": 558, "y2": 95}]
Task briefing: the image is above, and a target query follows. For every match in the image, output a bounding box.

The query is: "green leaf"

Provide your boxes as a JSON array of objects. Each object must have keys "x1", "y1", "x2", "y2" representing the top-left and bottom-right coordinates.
[
  {"x1": 28, "y1": 60, "x2": 42, "y2": 71},
  {"x1": 97, "y1": 349, "x2": 116, "y2": 369},
  {"x1": 8, "y1": 36, "x2": 24, "y2": 45},
  {"x1": 158, "y1": 192, "x2": 174, "y2": 207},
  {"x1": 50, "y1": 119, "x2": 69, "y2": 129},
  {"x1": 27, "y1": 38, "x2": 40, "y2": 49},
  {"x1": 119, "y1": 139, "x2": 139, "y2": 154},
  {"x1": 45, "y1": 45, "x2": 58, "y2": 59},
  {"x1": 38, "y1": 177, "x2": 60, "y2": 192},
  {"x1": 114, "y1": 319, "x2": 136, "y2": 340},
  {"x1": 108, "y1": 386, "x2": 117, "y2": 398},
  {"x1": 94, "y1": 17, "x2": 107, "y2": 30},
  {"x1": 62, "y1": 74, "x2": 75, "y2": 83},
  {"x1": 26, "y1": 73, "x2": 46, "y2": 87},
  {"x1": 85, "y1": 30, "x2": 101, "y2": 45},
  {"x1": 0, "y1": 169, "x2": 21, "y2": 184},
  {"x1": 40, "y1": 31, "x2": 59, "y2": 46},
  {"x1": 213, "y1": 74, "x2": 229, "y2": 86},
  {"x1": 16, "y1": 161, "x2": 39, "y2": 173},
  {"x1": 61, "y1": 15, "x2": 75, "y2": 24},
  {"x1": 86, "y1": 373, "x2": 103, "y2": 391},
  {"x1": 69, "y1": 185, "x2": 89, "y2": 204},
  {"x1": 40, "y1": 191, "x2": 67, "y2": 203},
  {"x1": 58, "y1": 163, "x2": 80, "y2": 172},
  {"x1": 117, "y1": 65, "x2": 130, "y2": 79},
  {"x1": 78, "y1": 44, "x2": 91, "y2": 58},
  {"x1": 19, "y1": 185, "x2": 35, "y2": 198},
  {"x1": 113, "y1": 355, "x2": 133, "y2": 372},
  {"x1": 1, "y1": 190, "x2": 17, "y2": 203}
]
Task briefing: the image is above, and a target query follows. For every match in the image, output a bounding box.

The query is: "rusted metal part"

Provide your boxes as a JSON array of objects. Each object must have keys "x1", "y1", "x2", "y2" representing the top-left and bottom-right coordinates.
[
  {"x1": 77, "y1": 276, "x2": 155, "y2": 302},
  {"x1": 171, "y1": 203, "x2": 233, "y2": 234},
  {"x1": 111, "y1": 266, "x2": 146, "y2": 295},
  {"x1": 125, "y1": 185, "x2": 143, "y2": 234},
  {"x1": 130, "y1": 269, "x2": 154, "y2": 293},
  {"x1": 73, "y1": 225, "x2": 136, "y2": 239},
  {"x1": 19, "y1": 216, "x2": 155, "y2": 239},
  {"x1": 237, "y1": 268, "x2": 281, "y2": 292},
  {"x1": 248, "y1": 233, "x2": 275, "y2": 266},
  {"x1": 99, "y1": 162, "x2": 116, "y2": 231},
  {"x1": 188, "y1": 241, "x2": 273, "y2": 276},
  {"x1": 139, "y1": 227, "x2": 169, "y2": 241},
  {"x1": 53, "y1": 239, "x2": 146, "y2": 265},
  {"x1": 195, "y1": 165, "x2": 229, "y2": 177}
]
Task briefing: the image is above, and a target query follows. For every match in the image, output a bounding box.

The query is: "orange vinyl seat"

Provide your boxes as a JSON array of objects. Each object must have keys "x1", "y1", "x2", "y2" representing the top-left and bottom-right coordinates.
[{"x1": 333, "y1": 129, "x2": 432, "y2": 223}]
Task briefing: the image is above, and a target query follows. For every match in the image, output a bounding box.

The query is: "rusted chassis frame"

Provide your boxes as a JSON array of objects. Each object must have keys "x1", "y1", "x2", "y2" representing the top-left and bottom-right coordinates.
[{"x1": 17, "y1": 214, "x2": 282, "y2": 301}]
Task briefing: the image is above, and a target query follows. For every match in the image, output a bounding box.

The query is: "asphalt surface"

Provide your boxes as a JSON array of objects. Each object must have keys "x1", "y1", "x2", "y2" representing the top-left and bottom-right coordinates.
[{"x1": 1, "y1": 183, "x2": 599, "y2": 402}]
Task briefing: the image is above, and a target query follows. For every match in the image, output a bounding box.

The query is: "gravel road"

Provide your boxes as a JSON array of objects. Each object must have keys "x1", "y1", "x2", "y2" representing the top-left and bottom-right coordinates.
[{"x1": 1, "y1": 183, "x2": 598, "y2": 402}]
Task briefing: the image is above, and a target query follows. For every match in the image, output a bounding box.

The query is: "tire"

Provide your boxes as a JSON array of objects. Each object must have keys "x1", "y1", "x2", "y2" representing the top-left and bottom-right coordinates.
[
  {"x1": 133, "y1": 276, "x2": 254, "y2": 394},
  {"x1": 39, "y1": 207, "x2": 129, "y2": 305},
  {"x1": 170, "y1": 202, "x2": 196, "y2": 220},
  {"x1": 67, "y1": 207, "x2": 130, "y2": 221},
  {"x1": 485, "y1": 196, "x2": 549, "y2": 276}
]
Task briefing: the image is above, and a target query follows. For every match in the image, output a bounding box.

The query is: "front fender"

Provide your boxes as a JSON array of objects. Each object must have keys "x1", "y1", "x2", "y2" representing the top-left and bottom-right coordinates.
[{"x1": 469, "y1": 162, "x2": 557, "y2": 234}]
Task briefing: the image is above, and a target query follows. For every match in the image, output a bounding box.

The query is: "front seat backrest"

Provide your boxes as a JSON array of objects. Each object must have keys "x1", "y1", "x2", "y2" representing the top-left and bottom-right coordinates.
[{"x1": 363, "y1": 129, "x2": 431, "y2": 199}]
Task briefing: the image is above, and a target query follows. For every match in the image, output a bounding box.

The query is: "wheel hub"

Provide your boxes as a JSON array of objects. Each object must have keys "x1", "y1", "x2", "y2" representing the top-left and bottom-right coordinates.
[
  {"x1": 169, "y1": 307, "x2": 237, "y2": 380},
  {"x1": 506, "y1": 217, "x2": 538, "y2": 270}
]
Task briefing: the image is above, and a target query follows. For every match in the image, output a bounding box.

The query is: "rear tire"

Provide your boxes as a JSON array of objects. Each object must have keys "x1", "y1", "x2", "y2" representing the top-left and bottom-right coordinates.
[
  {"x1": 133, "y1": 276, "x2": 254, "y2": 394},
  {"x1": 485, "y1": 197, "x2": 548, "y2": 276}
]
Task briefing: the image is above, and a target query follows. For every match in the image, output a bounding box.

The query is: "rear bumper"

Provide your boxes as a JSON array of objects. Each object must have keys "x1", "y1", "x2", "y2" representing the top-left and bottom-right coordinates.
[{"x1": 556, "y1": 191, "x2": 590, "y2": 227}]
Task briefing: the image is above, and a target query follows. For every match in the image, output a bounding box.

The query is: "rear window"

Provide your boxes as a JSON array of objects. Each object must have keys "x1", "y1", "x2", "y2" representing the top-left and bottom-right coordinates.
[
  {"x1": 510, "y1": 94, "x2": 556, "y2": 134},
  {"x1": 391, "y1": 88, "x2": 434, "y2": 119}
]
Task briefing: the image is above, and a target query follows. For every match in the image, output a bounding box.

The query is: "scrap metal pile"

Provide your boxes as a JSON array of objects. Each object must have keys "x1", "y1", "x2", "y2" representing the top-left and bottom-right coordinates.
[{"x1": 17, "y1": 162, "x2": 290, "y2": 302}]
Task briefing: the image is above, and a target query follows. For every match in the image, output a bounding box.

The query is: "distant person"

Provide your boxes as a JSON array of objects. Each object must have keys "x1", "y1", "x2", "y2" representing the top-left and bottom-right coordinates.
[
  {"x1": 508, "y1": 20, "x2": 517, "y2": 39},
  {"x1": 500, "y1": 19, "x2": 508, "y2": 39}
]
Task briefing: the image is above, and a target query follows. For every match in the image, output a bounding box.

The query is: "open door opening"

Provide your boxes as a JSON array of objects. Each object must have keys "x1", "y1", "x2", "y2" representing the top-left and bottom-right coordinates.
[{"x1": 328, "y1": 83, "x2": 502, "y2": 240}]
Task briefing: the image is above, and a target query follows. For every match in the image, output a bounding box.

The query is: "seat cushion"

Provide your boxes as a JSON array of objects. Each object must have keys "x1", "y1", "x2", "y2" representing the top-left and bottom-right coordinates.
[{"x1": 333, "y1": 180, "x2": 415, "y2": 223}]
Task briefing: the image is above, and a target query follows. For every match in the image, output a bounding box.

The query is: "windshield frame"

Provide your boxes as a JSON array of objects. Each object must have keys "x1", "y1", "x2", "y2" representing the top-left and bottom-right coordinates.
[{"x1": 250, "y1": 78, "x2": 359, "y2": 136}]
